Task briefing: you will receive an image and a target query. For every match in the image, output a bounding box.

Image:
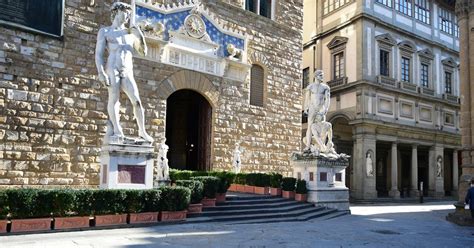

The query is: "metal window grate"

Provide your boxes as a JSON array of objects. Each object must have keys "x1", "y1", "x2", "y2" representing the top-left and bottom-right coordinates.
[{"x1": 250, "y1": 65, "x2": 264, "y2": 107}]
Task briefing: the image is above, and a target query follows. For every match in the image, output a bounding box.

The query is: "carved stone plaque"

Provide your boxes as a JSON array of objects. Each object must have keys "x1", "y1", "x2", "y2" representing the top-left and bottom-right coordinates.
[{"x1": 118, "y1": 165, "x2": 146, "y2": 184}]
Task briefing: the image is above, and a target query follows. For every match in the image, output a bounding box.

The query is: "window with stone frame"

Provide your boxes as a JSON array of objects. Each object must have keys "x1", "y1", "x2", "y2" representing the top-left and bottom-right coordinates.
[
  {"x1": 245, "y1": 0, "x2": 274, "y2": 19},
  {"x1": 302, "y1": 67, "x2": 310, "y2": 89},
  {"x1": 395, "y1": 0, "x2": 412, "y2": 16},
  {"x1": 250, "y1": 64, "x2": 265, "y2": 107},
  {"x1": 439, "y1": 7, "x2": 454, "y2": 35},
  {"x1": 444, "y1": 71, "x2": 452, "y2": 95},
  {"x1": 380, "y1": 49, "x2": 390, "y2": 77},
  {"x1": 333, "y1": 52, "x2": 345, "y2": 79},
  {"x1": 323, "y1": 0, "x2": 353, "y2": 15},
  {"x1": 414, "y1": 0, "x2": 430, "y2": 24},
  {"x1": 401, "y1": 57, "x2": 411, "y2": 82},
  {"x1": 375, "y1": 0, "x2": 392, "y2": 8},
  {"x1": 327, "y1": 36, "x2": 348, "y2": 81},
  {"x1": 420, "y1": 63, "x2": 429, "y2": 88}
]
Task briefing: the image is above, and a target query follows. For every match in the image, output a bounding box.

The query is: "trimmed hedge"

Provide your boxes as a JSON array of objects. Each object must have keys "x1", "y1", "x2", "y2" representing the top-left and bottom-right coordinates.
[
  {"x1": 176, "y1": 180, "x2": 204, "y2": 204},
  {"x1": 159, "y1": 186, "x2": 191, "y2": 211},
  {"x1": 270, "y1": 173, "x2": 283, "y2": 188},
  {"x1": 191, "y1": 176, "x2": 220, "y2": 199},
  {"x1": 234, "y1": 173, "x2": 247, "y2": 185},
  {"x1": 295, "y1": 179, "x2": 308, "y2": 194},
  {"x1": 0, "y1": 190, "x2": 8, "y2": 219},
  {"x1": 209, "y1": 171, "x2": 235, "y2": 193},
  {"x1": 281, "y1": 177, "x2": 297, "y2": 191},
  {"x1": 6, "y1": 189, "x2": 52, "y2": 219}
]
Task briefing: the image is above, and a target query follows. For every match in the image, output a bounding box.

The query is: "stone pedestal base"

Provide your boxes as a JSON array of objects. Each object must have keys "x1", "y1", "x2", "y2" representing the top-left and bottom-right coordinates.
[
  {"x1": 446, "y1": 202, "x2": 474, "y2": 226},
  {"x1": 409, "y1": 189, "x2": 420, "y2": 197},
  {"x1": 435, "y1": 177, "x2": 445, "y2": 198},
  {"x1": 154, "y1": 180, "x2": 171, "y2": 187},
  {"x1": 389, "y1": 189, "x2": 400, "y2": 199},
  {"x1": 291, "y1": 155, "x2": 350, "y2": 211},
  {"x1": 100, "y1": 143, "x2": 154, "y2": 189}
]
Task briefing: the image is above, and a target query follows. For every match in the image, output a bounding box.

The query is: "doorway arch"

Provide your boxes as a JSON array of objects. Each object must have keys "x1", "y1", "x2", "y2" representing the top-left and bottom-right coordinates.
[{"x1": 166, "y1": 89, "x2": 212, "y2": 171}]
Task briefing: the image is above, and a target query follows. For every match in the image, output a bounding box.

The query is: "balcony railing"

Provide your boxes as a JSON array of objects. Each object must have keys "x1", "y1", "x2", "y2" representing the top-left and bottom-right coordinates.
[
  {"x1": 327, "y1": 77, "x2": 348, "y2": 88},
  {"x1": 377, "y1": 75, "x2": 397, "y2": 87}
]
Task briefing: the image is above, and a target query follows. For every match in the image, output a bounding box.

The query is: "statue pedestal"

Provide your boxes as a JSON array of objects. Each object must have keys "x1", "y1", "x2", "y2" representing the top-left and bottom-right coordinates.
[
  {"x1": 100, "y1": 142, "x2": 154, "y2": 189},
  {"x1": 291, "y1": 154, "x2": 350, "y2": 211},
  {"x1": 435, "y1": 177, "x2": 445, "y2": 198}
]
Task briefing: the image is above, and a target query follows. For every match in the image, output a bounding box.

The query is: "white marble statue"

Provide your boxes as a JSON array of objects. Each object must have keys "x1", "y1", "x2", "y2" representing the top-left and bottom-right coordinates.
[
  {"x1": 157, "y1": 138, "x2": 170, "y2": 181},
  {"x1": 232, "y1": 143, "x2": 242, "y2": 174},
  {"x1": 95, "y1": 2, "x2": 153, "y2": 144},
  {"x1": 437, "y1": 156, "x2": 443, "y2": 177},
  {"x1": 366, "y1": 152, "x2": 374, "y2": 177},
  {"x1": 303, "y1": 70, "x2": 337, "y2": 157}
]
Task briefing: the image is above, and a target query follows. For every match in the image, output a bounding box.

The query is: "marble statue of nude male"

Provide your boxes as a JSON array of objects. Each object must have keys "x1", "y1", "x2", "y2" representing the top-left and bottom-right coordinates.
[{"x1": 95, "y1": 2, "x2": 153, "y2": 143}]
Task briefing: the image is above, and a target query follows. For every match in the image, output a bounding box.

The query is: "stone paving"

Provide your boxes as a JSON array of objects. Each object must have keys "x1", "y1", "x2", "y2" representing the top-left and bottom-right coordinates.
[{"x1": 1, "y1": 202, "x2": 473, "y2": 248}]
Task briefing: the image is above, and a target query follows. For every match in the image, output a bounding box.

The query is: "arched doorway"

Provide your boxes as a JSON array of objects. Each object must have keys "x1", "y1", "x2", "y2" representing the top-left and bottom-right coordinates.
[{"x1": 166, "y1": 90, "x2": 212, "y2": 171}]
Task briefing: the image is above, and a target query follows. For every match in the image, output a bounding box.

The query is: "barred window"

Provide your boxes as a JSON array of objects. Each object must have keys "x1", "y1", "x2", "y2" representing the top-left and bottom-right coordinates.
[
  {"x1": 445, "y1": 72, "x2": 452, "y2": 94},
  {"x1": 245, "y1": 0, "x2": 273, "y2": 19},
  {"x1": 439, "y1": 7, "x2": 453, "y2": 35},
  {"x1": 376, "y1": 0, "x2": 392, "y2": 7},
  {"x1": 250, "y1": 64, "x2": 265, "y2": 107},
  {"x1": 414, "y1": 0, "x2": 430, "y2": 24},
  {"x1": 420, "y1": 63, "x2": 429, "y2": 88},
  {"x1": 401, "y1": 57, "x2": 410, "y2": 82},
  {"x1": 396, "y1": 0, "x2": 412, "y2": 16},
  {"x1": 380, "y1": 50, "x2": 390, "y2": 77},
  {"x1": 302, "y1": 67, "x2": 310, "y2": 89},
  {"x1": 333, "y1": 52, "x2": 345, "y2": 79},
  {"x1": 323, "y1": 0, "x2": 352, "y2": 15}
]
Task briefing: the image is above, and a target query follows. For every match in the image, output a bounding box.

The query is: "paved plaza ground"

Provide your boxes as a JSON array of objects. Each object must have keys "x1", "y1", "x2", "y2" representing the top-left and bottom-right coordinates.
[{"x1": 1, "y1": 202, "x2": 473, "y2": 248}]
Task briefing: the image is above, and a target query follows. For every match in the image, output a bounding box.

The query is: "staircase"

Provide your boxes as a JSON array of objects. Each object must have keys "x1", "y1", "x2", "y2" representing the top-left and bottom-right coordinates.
[{"x1": 186, "y1": 193, "x2": 349, "y2": 225}]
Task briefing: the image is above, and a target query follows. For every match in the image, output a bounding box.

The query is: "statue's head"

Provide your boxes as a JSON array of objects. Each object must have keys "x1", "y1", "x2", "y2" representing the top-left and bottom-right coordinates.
[
  {"x1": 314, "y1": 69, "x2": 324, "y2": 83},
  {"x1": 111, "y1": 2, "x2": 132, "y2": 25}
]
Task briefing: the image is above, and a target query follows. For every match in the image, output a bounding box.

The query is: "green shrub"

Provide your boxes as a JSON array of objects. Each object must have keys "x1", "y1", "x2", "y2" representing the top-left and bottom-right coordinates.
[
  {"x1": 91, "y1": 190, "x2": 127, "y2": 215},
  {"x1": 170, "y1": 169, "x2": 194, "y2": 181},
  {"x1": 234, "y1": 173, "x2": 247, "y2": 185},
  {"x1": 191, "y1": 176, "x2": 220, "y2": 198},
  {"x1": 254, "y1": 173, "x2": 271, "y2": 187},
  {"x1": 142, "y1": 189, "x2": 161, "y2": 212},
  {"x1": 295, "y1": 179, "x2": 308, "y2": 194},
  {"x1": 6, "y1": 189, "x2": 39, "y2": 219},
  {"x1": 176, "y1": 180, "x2": 204, "y2": 204},
  {"x1": 0, "y1": 191, "x2": 8, "y2": 219},
  {"x1": 281, "y1": 177, "x2": 297, "y2": 191},
  {"x1": 245, "y1": 173, "x2": 258, "y2": 186},
  {"x1": 209, "y1": 171, "x2": 235, "y2": 193},
  {"x1": 73, "y1": 190, "x2": 94, "y2": 216},
  {"x1": 270, "y1": 173, "x2": 283, "y2": 188},
  {"x1": 124, "y1": 190, "x2": 145, "y2": 213},
  {"x1": 50, "y1": 189, "x2": 75, "y2": 217},
  {"x1": 159, "y1": 186, "x2": 191, "y2": 211}
]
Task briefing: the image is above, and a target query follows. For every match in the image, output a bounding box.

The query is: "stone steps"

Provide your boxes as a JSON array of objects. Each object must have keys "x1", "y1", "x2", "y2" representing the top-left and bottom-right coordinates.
[{"x1": 186, "y1": 193, "x2": 346, "y2": 224}]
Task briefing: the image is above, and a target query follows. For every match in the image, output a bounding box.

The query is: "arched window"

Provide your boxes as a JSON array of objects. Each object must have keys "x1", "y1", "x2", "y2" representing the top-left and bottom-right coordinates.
[{"x1": 250, "y1": 64, "x2": 264, "y2": 107}]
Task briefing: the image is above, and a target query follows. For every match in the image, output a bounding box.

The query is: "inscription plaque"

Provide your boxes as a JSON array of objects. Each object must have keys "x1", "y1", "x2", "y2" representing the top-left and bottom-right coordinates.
[{"x1": 118, "y1": 165, "x2": 146, "y2": 184}]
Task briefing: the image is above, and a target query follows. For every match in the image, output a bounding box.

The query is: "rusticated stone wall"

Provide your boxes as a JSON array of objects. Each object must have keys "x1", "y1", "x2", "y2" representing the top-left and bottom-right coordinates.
[{"x1": 0, "y1": 0, "x2": 303, "y2": 187}]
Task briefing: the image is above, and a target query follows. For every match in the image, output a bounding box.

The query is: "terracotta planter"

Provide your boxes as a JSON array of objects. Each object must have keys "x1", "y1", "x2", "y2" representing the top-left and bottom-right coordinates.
[
  {"x1": 0, "y1": 220, "x2": 7, "y2": 233},
  {"x1": 244, "y1": 185, "x2": 255, "y2": 194},
  {"x1": 216, "y1": 193, "x2": 226, "y2": 203},
  {"x1": 95, "y1": 214, "x2": 127, "y2": 227},
  {"x1": 10, "y1": 218, "x2": 51, "y2": 232},
  {"x1": 201, "y1": 198, "x2": 217, "y2": 207},
  {"x1": 187, "y1": 203, "x2": 203, "y2": 214},
  {"x1": 159, "y1": 211, "x2": 187, "y2": 222},
  {"x1": 295, "y1": 193, "x2": 308, "y2": 202},
  {"x1": 270, "y1": 187, "x2": 282, "y2": 196},
  {"x1": 129, "y1": 212, "x2": 158, "y2": 224},
  {"x1": 254, "y1": 186, "x2": 269, "y2": 195},
  {"x1": 228, "y1": 184, "x2": 237, "y2": 192},
  {"x1": 282, "y1": 190, "x2": 295, "y2": 199},
  {"x1": 236, "y1": 184, "x2": 245, "y2": 192},
  {"x1": 54, "y1": 216, "x2": 90, "y2": 230}
]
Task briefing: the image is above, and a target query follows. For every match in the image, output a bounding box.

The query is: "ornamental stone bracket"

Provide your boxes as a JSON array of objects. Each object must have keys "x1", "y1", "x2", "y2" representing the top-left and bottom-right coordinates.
[{"x1": 135, "y1": 0, "x2": 250, "y2": 82}]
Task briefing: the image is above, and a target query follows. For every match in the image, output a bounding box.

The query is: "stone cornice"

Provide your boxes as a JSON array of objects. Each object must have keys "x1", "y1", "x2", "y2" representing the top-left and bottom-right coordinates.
[{"x1": 455, "y1": 0, "x2": 474, "y2": 19}]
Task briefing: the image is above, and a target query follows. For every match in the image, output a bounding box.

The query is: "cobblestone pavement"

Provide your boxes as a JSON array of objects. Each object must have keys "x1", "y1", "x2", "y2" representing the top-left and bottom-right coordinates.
[{"x1": 1, "y1": 202, "x2": 473, "y2": 248}]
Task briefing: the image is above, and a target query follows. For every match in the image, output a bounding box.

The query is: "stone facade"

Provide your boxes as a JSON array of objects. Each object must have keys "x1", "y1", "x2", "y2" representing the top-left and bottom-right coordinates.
[
  {"x1": 0, "y1": 0, "x2": 303, "y2": 187},
  {"x1": 303, "y1": 0, "x2": 461, "y2": 200}
]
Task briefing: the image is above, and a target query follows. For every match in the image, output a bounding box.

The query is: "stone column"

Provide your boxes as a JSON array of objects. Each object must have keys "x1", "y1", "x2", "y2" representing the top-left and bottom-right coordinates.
[
  {"x1": 389, "y1": 142, "x2": 400, "y2": 198},
  {"x1": 410, "y1": 144, "x2": 419, "y2": 197},
  {"x1": 452, "y1": 150, "x2": 459, "y2": 195},
  {"x1": 352, "y1": 129, "x2": 377, "y2": 200}
]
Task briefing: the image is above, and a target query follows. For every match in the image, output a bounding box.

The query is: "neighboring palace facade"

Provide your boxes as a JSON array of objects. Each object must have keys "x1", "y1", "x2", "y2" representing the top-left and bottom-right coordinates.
[
  {"x1": 302, "y1": 0, "x2": 461, "y2": 199},
  {"x1": 0, "y1": 0, "x2": 303, "y2": 187}
]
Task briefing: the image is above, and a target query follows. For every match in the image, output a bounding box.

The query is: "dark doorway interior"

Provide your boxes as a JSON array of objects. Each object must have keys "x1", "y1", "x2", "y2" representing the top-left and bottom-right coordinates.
[
  {"x1": 444, "y1": 149, "x2": 453, "y2": 196},
  {"x1": 376, "y1": 143, "x2": 390, "y2": 197},
  {"x1": 417, "y1": 147, "x2": 429, "y2": 197},
  {"x1": 166, "y1": 90, "x2": 212, "y2": 171}
]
